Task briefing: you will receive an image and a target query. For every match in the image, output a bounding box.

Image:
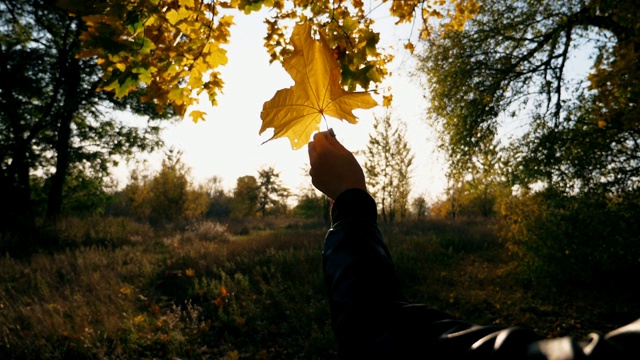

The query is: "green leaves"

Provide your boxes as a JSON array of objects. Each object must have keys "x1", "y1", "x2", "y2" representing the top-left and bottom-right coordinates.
[{"x1": 419, "y1": 0, "x2": 640, "y2": 195}]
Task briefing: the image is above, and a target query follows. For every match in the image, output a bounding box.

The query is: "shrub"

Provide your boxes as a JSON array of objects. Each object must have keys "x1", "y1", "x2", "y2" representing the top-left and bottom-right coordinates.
[
  {"x1": 183, "y1": 220, "x2": 231, "y2": 243},
  {"x1": 49, "y1": 215, "x2": 154, "y2": 249},
  {"x1": 497, "y1": 189, "x2": 640, "y2": 287}
]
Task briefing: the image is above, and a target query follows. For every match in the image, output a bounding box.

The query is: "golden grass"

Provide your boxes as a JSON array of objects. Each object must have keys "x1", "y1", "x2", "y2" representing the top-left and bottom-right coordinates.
[{"x1": 1, "y1": 216, "x2": 637, "y2": 359}]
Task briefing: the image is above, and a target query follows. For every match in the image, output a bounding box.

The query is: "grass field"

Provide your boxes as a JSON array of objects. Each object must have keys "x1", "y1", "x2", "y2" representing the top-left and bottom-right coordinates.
[{"x1": 1, "y1": 216, "x2": 637, "y2": 359}]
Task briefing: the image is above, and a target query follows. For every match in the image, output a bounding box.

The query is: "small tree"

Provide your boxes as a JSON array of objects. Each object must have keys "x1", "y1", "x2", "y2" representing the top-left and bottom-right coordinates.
[
  {"x1": 293, "y1": 185, "x2": 328, "y2": 220},
  {"x1": 231, "y1": 175, "x2": 259, "y2": 218},
  {"x1": 117, "y1": 168, "x2": 153, "y2": 221},
  {"x1": 411, "y1": 195, "x2": 429, "y2": 219},
  {"x1": 115, "y1": 149, "x2": 208, "y2": 225},
  {"x1": 204, "y1": 175, "x2": 231, "y2": 219},
  {"x1": 364, "y1": 112, "x2": 415, "y2": 223},
  {"x1": 60, "y1": 169, "x2": 112, "y2": 217},
  {"x1": 257, "y1": 166, "x2": 290, "y2": 217}
]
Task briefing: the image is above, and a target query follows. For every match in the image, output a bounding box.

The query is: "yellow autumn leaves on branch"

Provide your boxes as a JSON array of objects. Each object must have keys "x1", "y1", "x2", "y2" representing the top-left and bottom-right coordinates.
[{"x1": 66, "y1": 0, "x2": 479, "y2": 142}]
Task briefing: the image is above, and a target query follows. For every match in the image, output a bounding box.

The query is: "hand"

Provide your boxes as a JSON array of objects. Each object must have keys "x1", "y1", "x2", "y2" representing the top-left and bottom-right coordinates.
[{"x1": 308, "y1": 130, "x2": 366, "y2": 200}]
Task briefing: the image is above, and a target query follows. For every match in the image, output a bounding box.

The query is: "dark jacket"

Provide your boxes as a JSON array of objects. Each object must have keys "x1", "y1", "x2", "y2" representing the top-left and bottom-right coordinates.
[{"x1": 322, "y1": 188, "x2": 640, "y2": 359}]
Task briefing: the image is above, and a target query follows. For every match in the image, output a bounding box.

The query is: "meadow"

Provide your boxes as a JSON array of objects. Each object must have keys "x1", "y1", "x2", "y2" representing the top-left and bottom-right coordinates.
[{"x1": 1, "y1": 216, "x2": 637, "y2": 359}]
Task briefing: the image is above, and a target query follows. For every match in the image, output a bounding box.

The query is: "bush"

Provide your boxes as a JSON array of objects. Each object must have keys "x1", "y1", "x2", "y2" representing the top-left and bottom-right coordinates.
[
  {"x1": 49, "y1": 216, "x2": 155, "y2": 249},
  {"x1": 497, "y1": 189, "x2": 640, "y2": 287},
  {"x1": 182, "y1": 220, "x2": 231, "y2": 243}
]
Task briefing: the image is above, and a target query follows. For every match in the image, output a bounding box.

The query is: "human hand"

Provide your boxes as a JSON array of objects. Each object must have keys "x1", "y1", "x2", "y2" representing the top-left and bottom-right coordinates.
[{"x1": 308, "y1": 130, "x2": 366, "y2": 200}]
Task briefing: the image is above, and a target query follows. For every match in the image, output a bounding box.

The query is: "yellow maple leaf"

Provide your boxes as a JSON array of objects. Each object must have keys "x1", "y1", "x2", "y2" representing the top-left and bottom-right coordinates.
[
  {"x1": 166, "y1": 8, "x2": 191, "y2": 25},
  {"x1": 260, "y1": 22, "x2": 378, "y2": 150},
  {"x1": 189, "y1": 110, "x2": 207, "y2": 123}
]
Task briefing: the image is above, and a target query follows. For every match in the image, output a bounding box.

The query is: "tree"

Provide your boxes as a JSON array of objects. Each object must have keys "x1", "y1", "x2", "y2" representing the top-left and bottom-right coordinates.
[
  {"x1": 418, "y1": 0, "x2": 640, "y2": 196},
  {"x1": 293, "y1": 185, "x2": 328, "y2": 221},
  {"x1": 114, "y1": 149, "x2": 209, "y2": 224},
  {"x1": 0, "y1": 0, "x2": 168, "y2": 237},
  {"x1": 231, "y1": 175, "x2": 259, "y2": 218},
  {"x1": 204, "y1": 175, "x2": 231, "y2": 219},
  {"x1": 450, "y1": 141, "x2": 504, "y2": 219},
  {"x1": 114, "y1": 167, "x2": 154, "y2": 221},
  {"x1": 364, "y1": 112, "x2": 414, "y2": 223},
  {"x1": 256, "y1": 166, "x2": 290, "y2": 217},
  {"x1": 148, "y1": 149, "x2": 209, "y2": 224},
  {"x1": 411, "y1": 195, "x2": 429, "y2": 219},
  {"x1": 417, "y1": 0, "x2": 640, "y2": 285}
]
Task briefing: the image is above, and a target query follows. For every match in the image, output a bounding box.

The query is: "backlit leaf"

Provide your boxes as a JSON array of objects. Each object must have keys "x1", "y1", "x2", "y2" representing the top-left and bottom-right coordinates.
[
  {"x1": 189, "y1": 110, "x2": 207, "y2": 123},
  {"x1": 166, "y1": 8, "x2": 190, "y2": 25},
  {"x1": 260, "y1": 23, "x2": 377, "y2": 150}
]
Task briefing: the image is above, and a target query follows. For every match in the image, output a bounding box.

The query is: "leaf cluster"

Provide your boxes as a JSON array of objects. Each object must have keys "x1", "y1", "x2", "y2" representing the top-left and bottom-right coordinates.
[
  {"x1": 418, "y1": 0, "x2": 640, "y2": 195},
  {"x1": 64, "y1": 0, "x2": 480, "y2": 122},
  {"x1": 64, "y1": 0, "x2": 234, "y2": 122}
]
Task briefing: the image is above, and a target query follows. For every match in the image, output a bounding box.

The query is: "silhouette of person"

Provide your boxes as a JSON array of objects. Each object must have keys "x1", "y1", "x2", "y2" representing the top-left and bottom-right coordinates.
[{"x1": 307, "y1": 130, "x2": 640, "y2": 359}]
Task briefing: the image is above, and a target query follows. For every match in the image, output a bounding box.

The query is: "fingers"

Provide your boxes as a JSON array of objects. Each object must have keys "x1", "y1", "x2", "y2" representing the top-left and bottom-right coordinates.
[
  {"x1": 309, "y1": 131, "x2": 330, "y2": 159},
  {"x1": 311, "y1": 130, "x2": 346, "y2": 153},
  {"x1": 307, "y1": 130, "x2": 366, "y2": 199},
  {"x1": 312, "y1": 130, "x2": 331, "y2": 145},
  {"x1": 308, "y1": 131, "x2": 351, "y2": 170}
]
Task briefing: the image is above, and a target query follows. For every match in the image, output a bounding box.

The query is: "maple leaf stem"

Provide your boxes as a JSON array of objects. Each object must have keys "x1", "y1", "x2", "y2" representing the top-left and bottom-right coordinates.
[{"x1": 322, "y1": 114, "x2": 329, "y2": 131}]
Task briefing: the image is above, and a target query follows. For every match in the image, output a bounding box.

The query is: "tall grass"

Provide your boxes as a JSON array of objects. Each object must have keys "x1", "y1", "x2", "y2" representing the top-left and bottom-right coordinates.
[
  {"x1": 0, "y1": 217, "x2": 335, "y2": 359},
  {"x1": 1, "y1": 216, "x2": 637, "y2": 358}
]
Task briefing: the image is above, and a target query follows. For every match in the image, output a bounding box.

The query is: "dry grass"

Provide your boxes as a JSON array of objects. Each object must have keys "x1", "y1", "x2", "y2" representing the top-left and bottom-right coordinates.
[{"x1": 0, "y1": 216, "x2": 637, "y2": 359}]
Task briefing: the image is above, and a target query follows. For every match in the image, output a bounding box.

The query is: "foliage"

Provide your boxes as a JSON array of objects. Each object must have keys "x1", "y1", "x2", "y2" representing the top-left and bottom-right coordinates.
[
  {"x1": 148, "y1": 150, "x2": 209, "y2": 224},
  {"x1": 203, "y1": 175, "x2": 232, "y2": 219},
  {"x1": 293, "y1": 186, "x2": 329, "y2": 221},
  {"x1": 0, "y1": 0, "x2": 167, "y2": 235},
  {"x1": 60, "y1": 0, "x2": 233, "y2": 120},
  {"x1": 497, "y1": 188, "x2": 640, "y2": 286},
  {"x1": 255, "y1": 0, "x2": 479, "y2": 91},
  {"x1": 67, "y1": 0, "x2": 480, "y2": 119},
  {"x1": 115, "y1": 149, "x2": 209, "y2": 225},
  {"x1": 260, "y1": 22, "x2": 377, "y2": 149},
  {"x1": 51, "y1": 167, "x2": 113, "y2": 217},
  {"x1": 231, "y1": 175, "x2": 259, "y2": 218},
  {"x1": 432, "y1": 143, "x2": 506, "y2": 220},
  {"x1": 411, "y1": 195, "x2": 429, "y2": 219},
  {"x1": 364, "y1": 112, "x2": 414, "y2": 223},
  {"x1": 182, "y1": 220, "x2": 231, "y2": 243},
  {"x1": 28, "y1": 171, "x2": 112, "y2": 222},
  {"x1": 431, "y1": 182, "x2": 497, "y2": 220},
  {"x1": 417, "y1": 0, "x2": 640, "y2": 195},
  {"x1": 256, "y1": 166, "x2": 290, "y2": 217}
]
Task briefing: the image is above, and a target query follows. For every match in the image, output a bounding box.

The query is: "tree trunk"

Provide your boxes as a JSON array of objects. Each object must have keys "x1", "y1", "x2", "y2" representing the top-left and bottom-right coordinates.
[
  {"x1": 0, "y1": 142, "x2": 34, "y2": 235},
  {"x1": 46, "y1": 112, "x2": 73, "y2": 222},
  {"x1": 0, "y1": 78, "x2": 34, "y2": 238},
  {"x1": 46, "y1": 42, "x2": 82, "y2": 222}
]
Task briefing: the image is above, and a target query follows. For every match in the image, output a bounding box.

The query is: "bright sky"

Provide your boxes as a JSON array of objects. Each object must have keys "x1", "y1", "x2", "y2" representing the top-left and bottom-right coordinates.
[{"x1": 114, "y1": 10, "x2": 448, "y2": 203}]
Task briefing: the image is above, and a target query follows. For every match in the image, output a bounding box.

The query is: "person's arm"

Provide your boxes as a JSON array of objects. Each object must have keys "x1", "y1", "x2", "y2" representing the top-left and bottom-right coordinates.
[
  {"x1": 308, "y1": 131, "x2": 402, "y2": 357},
  {"x1": 307, "y1": 130, "x2": 640, "y2": 359},
  {"x1": 323, "y1": 188, "x2": 406, "y2": 359}
]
